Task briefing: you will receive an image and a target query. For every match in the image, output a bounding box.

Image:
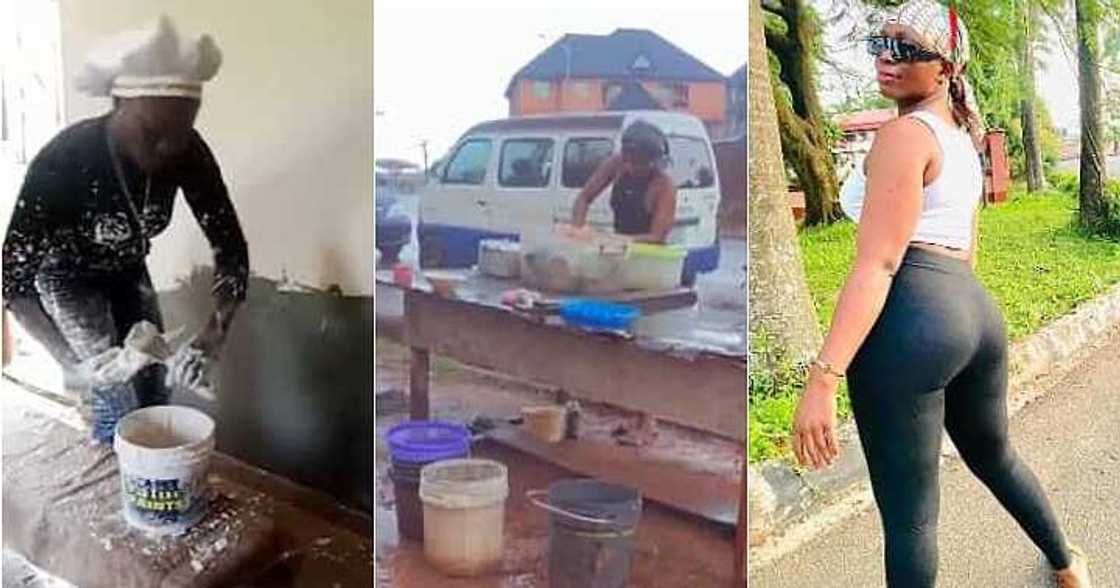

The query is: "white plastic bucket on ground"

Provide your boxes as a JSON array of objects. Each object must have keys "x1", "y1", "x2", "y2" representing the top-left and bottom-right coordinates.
[
  {"x1": 114, "y1": 405, "x2": 216, "y2": 536},
  {"x1": 419, "y1": 458, "x2": 509, "y2": 577}
]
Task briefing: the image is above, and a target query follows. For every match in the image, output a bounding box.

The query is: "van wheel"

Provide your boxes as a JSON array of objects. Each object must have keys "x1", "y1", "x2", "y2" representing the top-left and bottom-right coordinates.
[{"x1": 420, "y1": 238, "x2": 444, "y2": 269}]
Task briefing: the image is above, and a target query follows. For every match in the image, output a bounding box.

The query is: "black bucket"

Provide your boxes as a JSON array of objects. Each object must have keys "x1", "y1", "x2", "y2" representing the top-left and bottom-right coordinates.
[
  {"x1": 385, "y1": 420, "x2": 471, "y2": 542},
  {"x1": 389, "y1": 461, "x2": 425, "y2": 542},
  {"x1": 529, "y1": 479, "x2": 642, "y2": 588}
]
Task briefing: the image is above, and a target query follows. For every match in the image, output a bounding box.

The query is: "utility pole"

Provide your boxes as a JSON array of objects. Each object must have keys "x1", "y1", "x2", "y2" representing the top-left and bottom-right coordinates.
[
  {"x1": 561, "y1": 40, "x2": 571, "y2": 112},
  {"x1": 539, "y1": 32, "x2": 571, "y2": 112}
]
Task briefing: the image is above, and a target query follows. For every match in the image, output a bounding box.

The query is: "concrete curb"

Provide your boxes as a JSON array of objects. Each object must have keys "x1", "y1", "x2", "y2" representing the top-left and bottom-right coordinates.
[{"x1": 748, "y1": 281, "x2": 1120, "y2": 565}]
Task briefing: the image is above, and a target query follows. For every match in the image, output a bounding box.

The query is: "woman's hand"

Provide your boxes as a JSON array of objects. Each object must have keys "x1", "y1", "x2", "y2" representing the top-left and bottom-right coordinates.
[
  {"x1": 194, "y1": 293, "x2": 240, "y2": 356},
  {"x1": 792, "y1": 370, "x2": 841, "y2": 469},
  {"x1": 168, "y1": 296, "x2": 239, "y2": 399},
  {"x1": 166, "y1": 344, "x2": 215, "y2": 399}
]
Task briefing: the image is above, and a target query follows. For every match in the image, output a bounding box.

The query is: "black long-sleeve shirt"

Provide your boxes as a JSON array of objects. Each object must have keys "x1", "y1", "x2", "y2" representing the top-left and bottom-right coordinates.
[{"x1": 3, "y1": 115, "x2": 249, "y2": 303}]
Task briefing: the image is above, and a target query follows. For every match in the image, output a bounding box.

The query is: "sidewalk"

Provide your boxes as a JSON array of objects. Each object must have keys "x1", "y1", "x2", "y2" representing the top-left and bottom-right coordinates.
[{"x1": 749, "y1": 327, "x2": 1120, "y2": 586}]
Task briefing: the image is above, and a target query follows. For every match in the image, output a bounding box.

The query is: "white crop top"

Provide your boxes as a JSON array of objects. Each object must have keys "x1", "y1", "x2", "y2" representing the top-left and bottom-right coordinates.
[{"x1": 839, "y1": 111, "x2": 982, "y2": 251}]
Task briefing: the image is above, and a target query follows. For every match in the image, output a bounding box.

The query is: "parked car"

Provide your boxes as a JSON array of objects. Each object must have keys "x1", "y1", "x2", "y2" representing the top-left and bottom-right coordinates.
[
  {"x1": 376, "y1": 158, "x2": 425, "y2": 194},
  {"x1": 376, "y1": 188, "x2": 411, "y2": 265},
  {"x1": 417, "y1": 110, "x2": 722, "y2": 284}
]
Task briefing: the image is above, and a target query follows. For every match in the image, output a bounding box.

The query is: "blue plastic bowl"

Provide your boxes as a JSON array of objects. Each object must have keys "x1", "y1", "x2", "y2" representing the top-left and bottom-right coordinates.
[
  {"x1": 559, "y1": 299, "x2": 641, "y2": 330},
  {"x1": 385, "y1": 420, "x2": 471, "y2": 465}
]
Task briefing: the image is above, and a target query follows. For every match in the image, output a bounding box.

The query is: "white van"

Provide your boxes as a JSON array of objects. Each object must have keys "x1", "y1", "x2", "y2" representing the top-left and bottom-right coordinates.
[{"x1": 418, "y1": 110, "x2": 722, "y2": 283}]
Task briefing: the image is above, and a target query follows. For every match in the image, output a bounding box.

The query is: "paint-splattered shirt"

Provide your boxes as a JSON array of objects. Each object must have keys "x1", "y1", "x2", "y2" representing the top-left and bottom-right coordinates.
[{"x1": 3, "y1": 115, "x2": 249, "y2": 303}]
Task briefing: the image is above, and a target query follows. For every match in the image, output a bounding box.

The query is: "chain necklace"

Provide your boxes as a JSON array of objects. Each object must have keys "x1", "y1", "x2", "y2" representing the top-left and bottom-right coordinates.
[{"x1": 106, "y1": 127, "x2": 152, "y2": 239}]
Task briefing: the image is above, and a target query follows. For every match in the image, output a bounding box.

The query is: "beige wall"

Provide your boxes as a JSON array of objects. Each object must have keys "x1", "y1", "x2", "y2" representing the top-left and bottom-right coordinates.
[{"x1": 58, "y1": 0, "x2": 374, "y2": 296}]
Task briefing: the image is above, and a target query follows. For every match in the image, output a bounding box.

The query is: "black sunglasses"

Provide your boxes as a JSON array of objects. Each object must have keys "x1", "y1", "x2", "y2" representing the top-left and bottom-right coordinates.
[{"x1": 866, "y1": 35, "x2": 943, "y2": 63}]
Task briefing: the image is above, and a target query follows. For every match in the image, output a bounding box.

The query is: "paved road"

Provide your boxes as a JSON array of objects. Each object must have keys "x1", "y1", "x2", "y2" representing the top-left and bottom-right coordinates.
[
  {"x1": 1056, "y1": 155, "x2": 1120, "y2": 176},
  {"x1": 749, "y1": 329, "x2": 1120, "y2": 587}
]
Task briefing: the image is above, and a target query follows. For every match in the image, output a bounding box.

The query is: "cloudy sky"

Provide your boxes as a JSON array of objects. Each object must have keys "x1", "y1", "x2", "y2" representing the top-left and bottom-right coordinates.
[
  {"x1": 373, "y1": 0, "x2": 747, "y2": 165},
  {"x1": 374, "y1": 0, "x2": 1087, "y2": 169}
]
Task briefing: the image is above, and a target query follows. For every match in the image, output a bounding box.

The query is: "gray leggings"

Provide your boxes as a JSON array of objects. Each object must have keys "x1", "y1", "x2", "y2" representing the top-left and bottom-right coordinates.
[
  {"x1": 847, "y1": 247, "x2": 1070, "y2": 586},
  {"x1": 35, "y1": 266, "x2": 169, "y2": 407}
]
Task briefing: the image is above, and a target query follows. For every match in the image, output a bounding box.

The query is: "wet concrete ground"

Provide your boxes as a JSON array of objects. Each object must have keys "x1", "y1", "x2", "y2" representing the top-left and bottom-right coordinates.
[
  {"x1": 375, "y1": 342, "x2": 737, "y2": 587},
  {"x1": 377, "y1": 444, "x2": 734, "y2": 587}
]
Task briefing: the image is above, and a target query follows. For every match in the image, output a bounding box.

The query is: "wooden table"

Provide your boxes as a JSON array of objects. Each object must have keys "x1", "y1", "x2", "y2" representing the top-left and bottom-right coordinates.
[
  {"x1": 1, "y1": 380, "x2": 373, "y2": 587},
  {"x1": 378, "y1": 270, "x2": 746, "y2": 580}
]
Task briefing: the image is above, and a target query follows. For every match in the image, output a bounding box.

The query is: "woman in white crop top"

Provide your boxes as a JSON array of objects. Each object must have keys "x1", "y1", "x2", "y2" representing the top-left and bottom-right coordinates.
[{"x1": 790, "y1": 2, "x2": 1090, "y2": 586}]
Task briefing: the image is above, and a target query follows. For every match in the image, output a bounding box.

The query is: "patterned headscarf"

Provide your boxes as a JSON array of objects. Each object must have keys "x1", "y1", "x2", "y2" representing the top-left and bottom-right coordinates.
[
  {"x1": 874, "y1": 0, "x2": 983, "y2": 138},
  {"x1": 877, "y1": 0, "x2": 969, "y2": 64}
]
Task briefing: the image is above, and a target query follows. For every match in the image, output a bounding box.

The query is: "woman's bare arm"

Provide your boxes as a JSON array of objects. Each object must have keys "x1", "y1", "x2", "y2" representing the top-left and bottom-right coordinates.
[
  {"x1": 792, "y1": 117, "x2": 938, "y2": 468},
  {"x1": 630, "y1": 175, "x2": 677, "y2": 244},
  {"x1": 816, "y1": 118, "x2": 933, "y2": 373},
  {"x1": 572, "y1": 154, "x2": 622, "y2": 227}
]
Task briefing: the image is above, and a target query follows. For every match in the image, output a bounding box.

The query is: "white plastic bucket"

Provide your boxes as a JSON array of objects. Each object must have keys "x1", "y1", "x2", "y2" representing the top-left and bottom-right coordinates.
[
  {"x1": 419, "y1": 458, "x2": 509, "y2": 576},
  {"x1": 114, "y1": 405, "x2": 216, "y2": 536}
]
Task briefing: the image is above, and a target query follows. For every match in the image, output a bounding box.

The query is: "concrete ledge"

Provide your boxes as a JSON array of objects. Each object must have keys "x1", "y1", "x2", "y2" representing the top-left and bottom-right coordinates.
[{"x1": 749, "y1": 281, "x2": 1120, "y2": 563}]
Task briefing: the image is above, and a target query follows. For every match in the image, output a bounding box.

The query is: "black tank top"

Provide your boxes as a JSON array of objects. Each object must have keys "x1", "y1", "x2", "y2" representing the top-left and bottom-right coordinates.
[{"x1": 610, "y1": 171, "x2": 656, "y2": 236}]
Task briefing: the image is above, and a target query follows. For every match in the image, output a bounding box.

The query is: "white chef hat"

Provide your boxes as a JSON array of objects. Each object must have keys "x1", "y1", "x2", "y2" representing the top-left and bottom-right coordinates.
[{"x1": 75, "y1": 15, "x2": 221, "y2": 100}]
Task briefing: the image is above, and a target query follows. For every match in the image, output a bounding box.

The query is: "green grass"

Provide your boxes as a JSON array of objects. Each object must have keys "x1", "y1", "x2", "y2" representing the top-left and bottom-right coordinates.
[
  {"x1": 748, "y1": 331, "x2": 853, "y2": 464},
  {"x1": 749, "y1": 188, "x2": 1120, "y2": 463}
]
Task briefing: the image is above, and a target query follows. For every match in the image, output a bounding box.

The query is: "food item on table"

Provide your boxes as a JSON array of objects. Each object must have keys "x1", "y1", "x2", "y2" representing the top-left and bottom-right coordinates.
[
  {"x1": 519, "y1": 224, "x2": 635, "y2": 293},
  {"x1": 424, "y1": 271, "x2": 466, "y2": 298},
  {"x1": 500, "y1": 288, "x2": 544, "y2": 310}
]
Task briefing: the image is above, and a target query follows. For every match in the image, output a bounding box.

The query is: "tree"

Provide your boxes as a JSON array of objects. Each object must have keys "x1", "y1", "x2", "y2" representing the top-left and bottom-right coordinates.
[
  {"x1": 1076, "y1": 0, "x2": 1111, "y2": 229},
  {"x1": 764, "y1": 0, "x2": 844, "y2": 227},
  {"x1": 750, "y1": 0, "x2": 823, "y2": 362},
  {"x1": 1020, "y1": 0, "x2": 1049, "y2": 191},
  {"x1": 1106, "y1": 86, "x2": 1120, "y2": 154},
  {"x1": 830, "y1": 88, "x2": 895, "y2": 115}
]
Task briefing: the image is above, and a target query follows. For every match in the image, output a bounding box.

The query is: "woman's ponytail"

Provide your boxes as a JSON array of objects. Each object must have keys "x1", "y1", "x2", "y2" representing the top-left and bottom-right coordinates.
[{"x1": 948, "y1": 71, "x2": 983, "y2": 147}]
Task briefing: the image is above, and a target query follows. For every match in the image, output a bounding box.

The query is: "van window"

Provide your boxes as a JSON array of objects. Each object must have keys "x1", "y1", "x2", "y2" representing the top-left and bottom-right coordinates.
[
  {"x1": 667, "y1": 135, "x2": 715, "y2": 189},
  {"x1": 499, "y1": 138, "x2": 555, "y2": 188},
  {"x1": 443, "y1": 139, "x2": 492, "y2": 185},
  {"x1": 562, "y1": 138, "x2": 614, "y2": 188}
]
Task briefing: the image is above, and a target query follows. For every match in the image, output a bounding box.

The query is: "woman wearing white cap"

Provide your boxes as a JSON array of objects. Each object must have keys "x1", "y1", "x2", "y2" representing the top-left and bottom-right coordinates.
[
  {"x1": 2, "y1": 17, "x2": 248, "y2": 404},
  {"x1": 789, "y1": 1, "x2": 1090, "y2": 586}
]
